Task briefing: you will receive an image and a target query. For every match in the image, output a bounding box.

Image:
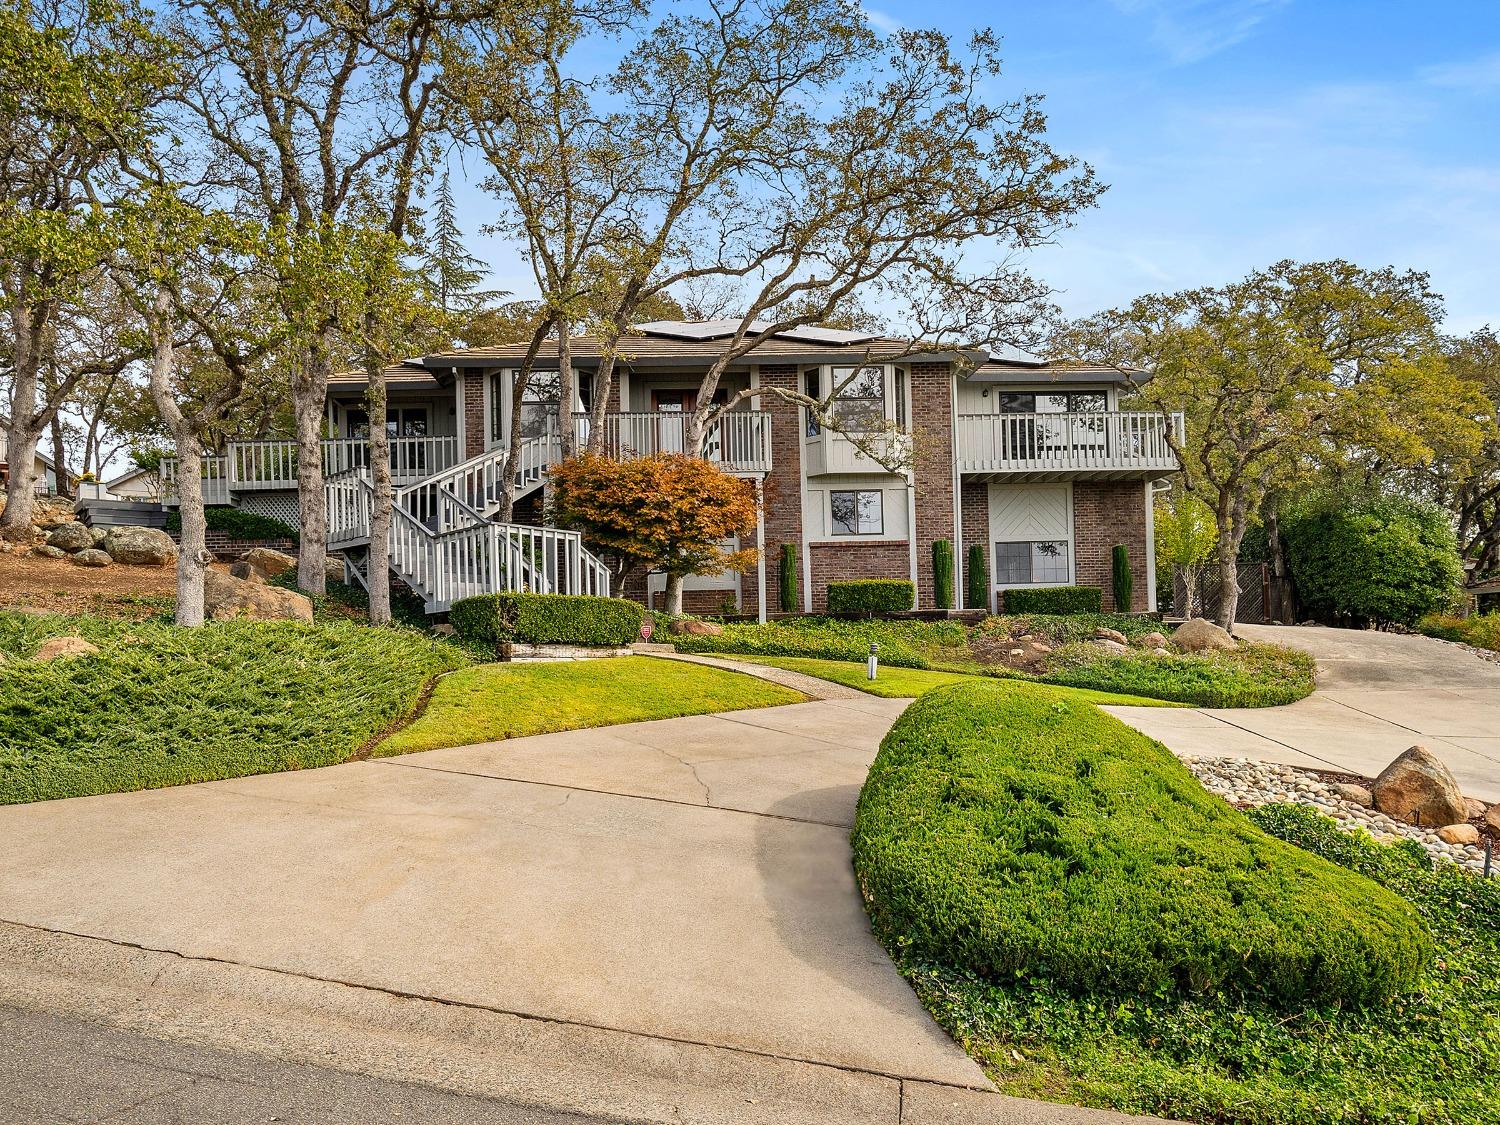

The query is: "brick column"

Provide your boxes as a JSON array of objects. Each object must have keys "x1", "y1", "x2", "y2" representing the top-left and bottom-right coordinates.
[
  {"x1": 910, "y1": 362, "x2": 956, "y2": 608},
  {"x1": 1072, "y1": 480, "x2": 1149, "y2": 611},
  {"x1": 758, "y1": 365, "x2": 803, "y2": 614},
  {"x1": 462, "y1": 371, "x2": 487, "y2": 458},
  {"x1": 960, "y1": 478, "x2": 989, "y2": 609}
]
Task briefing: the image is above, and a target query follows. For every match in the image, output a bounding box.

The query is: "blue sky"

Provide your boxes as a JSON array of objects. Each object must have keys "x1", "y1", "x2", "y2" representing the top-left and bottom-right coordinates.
[{"x1": 448, "y1": 0, "x2": 1500, "y2": 334}]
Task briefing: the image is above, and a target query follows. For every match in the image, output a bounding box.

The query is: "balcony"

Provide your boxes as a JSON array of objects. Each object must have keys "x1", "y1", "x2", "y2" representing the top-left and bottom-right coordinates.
[
  {"x1": 957, "y1": 411, "x2": 1183, "y2": 481},
  {"x1": 572, "y1": 411, "x2": 772, "y2": 474},
  {"x1": 162, "y1": 436, "x2": 461, "y2": 502}
]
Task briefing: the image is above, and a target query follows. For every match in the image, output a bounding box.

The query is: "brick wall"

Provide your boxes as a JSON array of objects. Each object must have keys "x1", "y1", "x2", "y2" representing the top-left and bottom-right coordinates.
[
  {"x1": 1072, "y1": 480, "x2": 1149, "y2": 611},
  {"x1": 462, "y1": 371, "x2": 486, "y2": 458},
  {"x1": 166, "y1": 530, "x2": 297, "y2": 560},
  {"x1": 909, "y1": 362, "x2": 956, "y2": 608},
  {"x1": 807, "y1": 539, "x2": 911, "y2": 611},
  {"x1": 959, "y1": 479, "x2": 989, "y2": 609},
  {"x1": 759, "y1": 365, "x2": 803, "y2": 615}
]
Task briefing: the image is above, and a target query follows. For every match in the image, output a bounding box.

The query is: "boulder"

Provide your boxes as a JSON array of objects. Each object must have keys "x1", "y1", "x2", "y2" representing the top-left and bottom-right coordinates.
[
  {"x1": 46, "y1": 522, "x2": 95, "y2": 552},
  {"x1": 325, "y1": 554, "x2": 347, "y2": 584},
  {"x1": 102, "y1": 526, "x2": 177, "y2": 567},
  {"x1": 1464, "y1": 797, "x2": 1487, "y2": 818},
  {"x1": 1484, "y1": 805, "x2": 1500, "y2": 834},
  {"x1": 31, "y1": 544, "x2": 68, "y2": 559},
  {"x1": 1137, "y1": 631, "x2": 1169, "y2": 649},
  {"x1": 1094, "y1": 638, "x2": 1129, "y2": 655},
  {"x1": 1330, "y1": 782, "x2": 1373, "y2": 808},
  {"x1": 70, "y1": 548, "x2": 113, "y2": 568},
  {"x1": 1093, "y1": 627, "x2": 1129, "y2": 645},
  {"x1": 1438, "y1": 823, "x2": 1480, "y2": 846},
  {"x1": 34, "y1": 636, "x2": 100, "y2": 662},
  {"x1": 228, "y1": 560, "x2": 268, "y2": 584},
  {"x1": 1170, "y1": 617, "x2": 1236, "y2": 653},
  {"x1": 239, "y1": 547, "x2": 296, "y2": 580},
  {"x1": 90, "y1": 526, "x2": 108, "y2": 544},
  {"x1": 1370, "y1": 745, "x2": 1469, "y2": 828},
  {"x1": 668, "y1": 618, "x2": 723, "y2": 637},
  {"x1": 203, "y1": 570, "x2": 313, "y2": 623}
]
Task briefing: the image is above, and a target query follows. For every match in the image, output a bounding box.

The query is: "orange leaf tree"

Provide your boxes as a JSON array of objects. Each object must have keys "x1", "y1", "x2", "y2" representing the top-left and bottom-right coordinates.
[{"x1": 548, "y1": 453, "x2": 759, "y2": 615}]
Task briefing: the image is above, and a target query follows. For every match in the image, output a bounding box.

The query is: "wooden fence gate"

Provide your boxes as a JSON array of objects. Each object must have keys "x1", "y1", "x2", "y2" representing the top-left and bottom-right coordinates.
[{"x1": 1169, "y1": 563, "x2": 1295, "y2": 624}]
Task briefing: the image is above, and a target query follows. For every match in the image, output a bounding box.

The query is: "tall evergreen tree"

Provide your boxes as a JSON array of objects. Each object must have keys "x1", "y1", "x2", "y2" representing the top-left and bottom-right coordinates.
[{"x1": 421, "y1": 171, "x2": 488, "y2": 315}]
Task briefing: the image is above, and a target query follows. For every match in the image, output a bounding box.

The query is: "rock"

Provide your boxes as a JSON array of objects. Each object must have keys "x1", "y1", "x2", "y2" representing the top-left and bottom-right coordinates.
[
  {"x1": 228, "y1": 560, "x2": 268, "y2": 583},
  {"x1": 31, "y1": 544, "x2": 68, "y2": 559},
  {"x1": 1464, "y1": 797, "x2": 1487, "y2": 818},
  {"x1": 1137, "y1": 631, "x2": 1169, "y2": 649},
  {"x1": 325, "y1": 555, "x2": 346, "y2": 584},
  {"x1": 1093, "y1": 627, "x2": 1129, "y2": 645},
  {"x1": 239, "y1": 547, "x2": 296, "y2": 580},
  {"x1": 46, "y1": 522, "x2": 95, "y2": 552},
  {"x1": 1094, "y1": 638, "x2": 1129, "y2": 655},
  {"x1": 1370, "y1": 745, "x2": 1470, "y2": 828},
  {"x1": 101, "y1": 526, "x2": 177, "y2": 567},
  {"x1": 70, "y1": 548, "x2": 113, "y2": 568},
  {"x1": 1484, "y1": 805, "x2": 1500, "y2": 834},
  {"x1": 1331, "y1": 782, "x2": 1373, "y2": 807},
  {"x1": 1437, "y1": 823, "x2": 1481, "y2": 846},
  {"x1": 203, "y1": 570, "x2": 314, "y2": 623},
  {"x1": 34, "y1": 636, "x2": 100, "y2": 662},
  {"x1": 1170, "y1": 618, "x2": 1236, "y2": 653},
  {"x1": 668, "y1": 617, "x2": 723, "y2": 637},
  {"x1": 90, "y1": 526, "x2": 108, "y2": 544}
]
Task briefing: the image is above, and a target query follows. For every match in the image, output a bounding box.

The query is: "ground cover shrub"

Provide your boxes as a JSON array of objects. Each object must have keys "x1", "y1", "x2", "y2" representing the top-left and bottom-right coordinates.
[
  {"x1": 974, "y1": 613, "x2": 1158, "y2": 647},
  {"x1": 450, "y1": 593, "x2": 645, "y2": 651},
  {"x1": 1001, "y1": 586, "x2": 1102, "y2": 614},
  {"x1": 1418, "y1": 611, "x2": 1500, "y2": 651},
  {"x1": 1047, "y1": 641, "x2": 1316, "y2": 707},
  {"x1": 165, "y1": 506, "x2": 298, "y2": 543},
  {"x1": 1283, "y1": 494, "x2": 1462, "y2": 627},
  {"x1": 853, "y1": 681, "x2": 1430, "y2": 1013},
  {"x1": 825, "y1": 578, "x2": 915, "y2": 614},
  {"x1": 0, "y1": 610, "x2": 467, "y2": 804},
  {"x1": 902, "y1": 801, "x2": 1498, "y2": 1124},
  {"x1": 268, "y1": 570, "x2": 429, "y2": 630},
  {"x1": 664, "y1": 615, "x2": 957, "y2": 667}
]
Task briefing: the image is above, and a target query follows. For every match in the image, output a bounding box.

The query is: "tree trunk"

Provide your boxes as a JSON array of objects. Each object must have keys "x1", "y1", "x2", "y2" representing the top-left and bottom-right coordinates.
[
  {"x1": 0, "y1": 421, "x2": 43, "y2": 539},
  {"x1": 293, "y1": 343, "x2": 331, "y2": 594},
  {"x1": 1214, "y1": 554, "x2": 1239, "y2": 631},
  {"x1": 664, "y1": 572, "x2": 685, "y2": 616},
  {"x1": 366, "y1": 346, "x2": 392, "y2": 625},
  {"x1": 557, "y1": 323, "x2": 576, "y2": 459},
  {"x1": 586, "y1": 354, "x2": 618, "y2": 456},
  {"x1": 48, "y1": 410, "x2": 71, "y2": 499},
  {"x1": 172, "y1": 436, "x2": 210, "y2": 627}
]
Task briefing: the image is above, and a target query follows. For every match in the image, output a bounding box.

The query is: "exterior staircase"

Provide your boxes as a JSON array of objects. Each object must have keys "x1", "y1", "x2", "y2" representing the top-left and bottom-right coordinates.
[{"x1": 325, "y1": 432, "x2": 609, "y2": 613}]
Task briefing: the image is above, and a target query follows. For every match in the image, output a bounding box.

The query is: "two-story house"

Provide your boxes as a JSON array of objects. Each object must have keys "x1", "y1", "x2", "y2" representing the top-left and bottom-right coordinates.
[{"x1": 164, "y1": 321, "x2": 1181, "y2": 618}]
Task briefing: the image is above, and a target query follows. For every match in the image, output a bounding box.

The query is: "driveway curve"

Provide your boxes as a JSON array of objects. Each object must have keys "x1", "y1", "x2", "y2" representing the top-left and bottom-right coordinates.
[{"x1": 1105, "y1": 624, "x2": 1500, "y2": 802}]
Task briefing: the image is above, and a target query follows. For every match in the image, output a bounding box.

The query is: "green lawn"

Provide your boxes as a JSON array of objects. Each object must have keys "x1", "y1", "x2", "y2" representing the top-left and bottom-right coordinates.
[
  {"x1": 726, "y1": 654, "x2": 1180, "y2": 705},
  {"x1": 0, "y1": 609, "x2": 468, "y2": 804},
  {"x1": 378, "y1": 656, "x2": 804, "y2": 754}
]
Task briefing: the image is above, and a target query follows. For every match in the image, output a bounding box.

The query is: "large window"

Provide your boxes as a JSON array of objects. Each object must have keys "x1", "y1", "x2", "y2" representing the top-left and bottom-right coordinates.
[
  {"x1": 830, "y1": 490, "x2": 883, "y2": 536},
  {"x1": 998, "y1": 391, "x2": 1106, "y2": 414},
  {"x1": 994, "y1": 540, "x2": 1070, "y2": 585},
  {"x1": 831, "y1": 365, "x2": 885, "y2": 430}
]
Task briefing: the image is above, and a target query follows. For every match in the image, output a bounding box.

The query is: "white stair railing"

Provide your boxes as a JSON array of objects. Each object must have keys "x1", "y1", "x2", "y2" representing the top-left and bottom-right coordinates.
[{"x1": 396, "y1": 423, "x2": 560, "y2": 527}]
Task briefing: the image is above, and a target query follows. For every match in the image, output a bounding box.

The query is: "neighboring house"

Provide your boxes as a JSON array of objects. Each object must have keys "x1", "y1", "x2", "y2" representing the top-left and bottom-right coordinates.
[
  {"x1": 99, "y1": 465, "x2": 161, "y2": 502},
  {"x1": 162, "y1": 321, "x2": 1181, "y2": 617},
  {"x1": 0, "y1": 425, "x2": 65, "y2": 495}
]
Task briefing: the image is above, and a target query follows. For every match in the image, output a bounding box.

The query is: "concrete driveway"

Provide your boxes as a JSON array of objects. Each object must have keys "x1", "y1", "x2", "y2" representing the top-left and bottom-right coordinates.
[
  {"x1": 1105, "y1": 624, "x2": 1500, "y2": 802},
  {"x1": 0, "y1": 674, "x2": 1173, "y2": 1123}
]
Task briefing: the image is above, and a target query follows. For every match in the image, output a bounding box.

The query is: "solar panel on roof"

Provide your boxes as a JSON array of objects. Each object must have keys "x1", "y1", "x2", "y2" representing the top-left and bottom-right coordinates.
[{"x1": 632, "y1": 319, "x2": 881, "y2": 346}]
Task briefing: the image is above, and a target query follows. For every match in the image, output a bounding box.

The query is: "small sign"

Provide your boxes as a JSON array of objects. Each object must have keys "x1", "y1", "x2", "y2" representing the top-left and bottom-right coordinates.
[{"x1": 640, "y1": 619, "x2": 654, "y2": 641}]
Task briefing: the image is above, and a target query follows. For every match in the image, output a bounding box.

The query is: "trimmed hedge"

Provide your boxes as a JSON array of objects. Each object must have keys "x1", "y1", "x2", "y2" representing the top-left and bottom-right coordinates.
[
  {"x1": 852, "y1": 680, "x2": 1431, "y2": 1007},
  {"x1": 450, "y1": 593, "x2": 645, "y2": 650},
  {"x1": 826, "y1": 578, "x2": 915, "y2": 614},
  {"x1": 1001, "y1": 585, "x2": 1102, "y2": 615},
  {"x1": 165, "y1": 506, "x2": 299, "y2": 543}
]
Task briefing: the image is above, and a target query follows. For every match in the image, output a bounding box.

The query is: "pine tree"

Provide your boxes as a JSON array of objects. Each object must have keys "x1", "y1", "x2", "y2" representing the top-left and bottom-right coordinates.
[{"x1": 422, "y1": 172, "x2": 488, "y2": 314}]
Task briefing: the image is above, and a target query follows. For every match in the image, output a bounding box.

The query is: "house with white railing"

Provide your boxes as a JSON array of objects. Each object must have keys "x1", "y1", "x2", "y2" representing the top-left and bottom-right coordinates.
[{"x1": 160, "y1": 321, "x2": 1181, "y2": 617}]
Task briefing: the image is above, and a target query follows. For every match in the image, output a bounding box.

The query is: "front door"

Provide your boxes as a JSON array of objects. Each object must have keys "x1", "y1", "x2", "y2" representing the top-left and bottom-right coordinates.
[{"x1": 651, "y1": 389, "x2": 696, "y2": 453}]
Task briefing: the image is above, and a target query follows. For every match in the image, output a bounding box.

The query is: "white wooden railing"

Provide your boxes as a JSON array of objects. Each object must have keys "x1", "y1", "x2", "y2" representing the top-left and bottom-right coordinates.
[
  {"x1": 956, "y1": 411, "x2": 1184, "y2": 474},
  {"x1": 226, "y1": 436, "x2": 460, "y2": 490},
  {"x1": 573, "y1": 411, "x2": 772, "y2": 473},
  {"x1": 326, "y1": 472, "x2": 609, "y2": 612},
  {"x1": 160, "y1": 456, "x2": 231, "y2": 506}
]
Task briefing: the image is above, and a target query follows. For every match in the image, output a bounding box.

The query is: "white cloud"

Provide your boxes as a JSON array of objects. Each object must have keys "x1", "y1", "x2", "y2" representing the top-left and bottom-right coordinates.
[
  {"x1": 1420, "y1": 51, "x2": 1500, "y2": 93},
  {"x1": 861, "y1": 6, "x2": 904, "y2": 35},
  {"x1": 1109, "y1": 0, "x2": 1289, "y2": 64}
]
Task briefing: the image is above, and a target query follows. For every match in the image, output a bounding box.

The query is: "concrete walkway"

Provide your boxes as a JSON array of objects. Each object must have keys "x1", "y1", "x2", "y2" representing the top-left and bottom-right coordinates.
[
  {"x1": 0, "y1": 691, "x2": 1171, "y2": 1123},
  {"x1": 1105, "y1": 624, "x2": 1500, "y2": 802}
]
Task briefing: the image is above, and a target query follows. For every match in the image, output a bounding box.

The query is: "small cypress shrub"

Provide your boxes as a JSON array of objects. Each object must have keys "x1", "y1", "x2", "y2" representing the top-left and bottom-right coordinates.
[
  {"x1": 932, "y1": 540, "x2": 954, "y2": 609},
  {"x1": 966, "y1": 544, "x2": 987, "y2": 609},
  {"x1": 779, "y1": 542, "x2": 799, "y2": 612},
  {"x1": 1111, "y1": 544, "x2": 1134, "y2": 612}
]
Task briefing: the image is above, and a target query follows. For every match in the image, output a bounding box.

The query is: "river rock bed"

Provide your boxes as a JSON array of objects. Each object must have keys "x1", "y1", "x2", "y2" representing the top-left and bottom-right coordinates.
[{"x1": 1182, "y1": 754, "x2": 1493, "y2": 875}]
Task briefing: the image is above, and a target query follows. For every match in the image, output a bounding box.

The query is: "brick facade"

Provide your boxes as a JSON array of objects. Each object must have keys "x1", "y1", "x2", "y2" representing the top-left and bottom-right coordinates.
[
  {"x1": 758, "y1": 365, "x2": 803, "y2": 615},
  {"x1": 1069, "y1": 480, "x2": 1150, "y2": 612},
  {"x1": 959, "y1": 479, "x2": 989, "y2": 609},
  {"x1": 909, "y1": 362, "x2": 956, "y2": 608},
  {"x1": 462, "y1": 371, "x2": 486, "y2": 458},
  {"x1": 808, "y1": 539, "x2": 911, "y2": 611}
]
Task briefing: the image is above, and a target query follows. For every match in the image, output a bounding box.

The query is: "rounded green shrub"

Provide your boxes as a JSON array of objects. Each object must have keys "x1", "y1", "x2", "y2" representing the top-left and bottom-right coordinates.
[
  {"x1": 852, "y1": 680, "x2": 1432, "y2": 1007},
  {"x1": 1283, "y1": 494, "x2": 1462, "y2": 627},
  {"x1": 1001, "y1": 585, "x2": 1102, "y2": 614},
  {"x1": 450, "y1": 593, "x2": 644, "y2": 650}
]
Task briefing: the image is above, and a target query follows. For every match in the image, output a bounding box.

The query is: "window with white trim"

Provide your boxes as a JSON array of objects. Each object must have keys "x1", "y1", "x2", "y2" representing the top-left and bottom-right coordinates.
[
  {"x1": 830, "y1": 490, "x2": 883, "y2": 536},
  {"x1": 994, "y1": 540, "x2": 1070, "y2": 585},
  {"x1": 830, "y1": 365, "x2": 885, "y2": 431}
]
